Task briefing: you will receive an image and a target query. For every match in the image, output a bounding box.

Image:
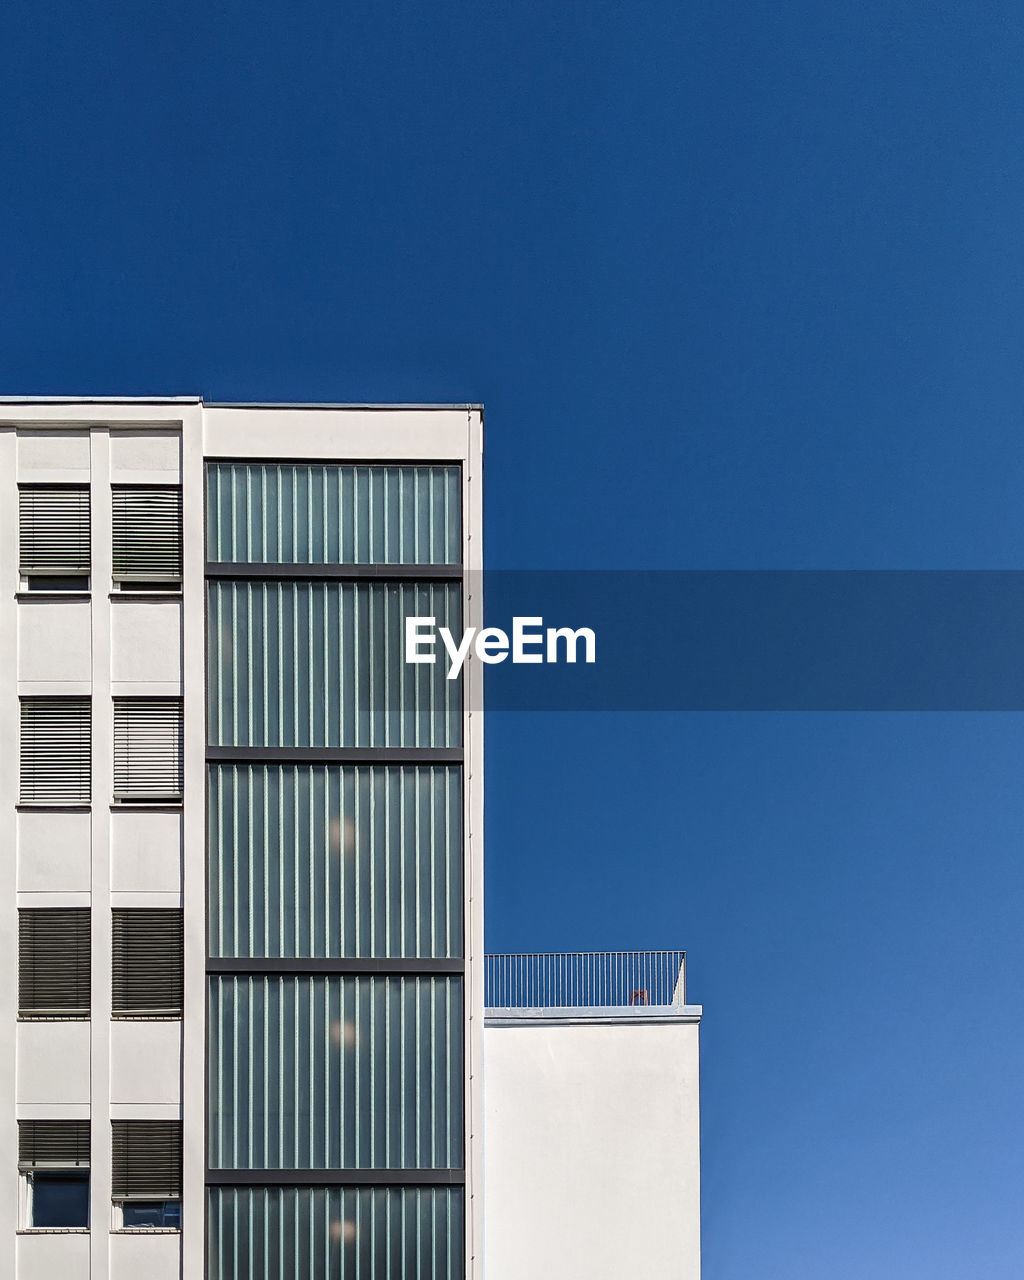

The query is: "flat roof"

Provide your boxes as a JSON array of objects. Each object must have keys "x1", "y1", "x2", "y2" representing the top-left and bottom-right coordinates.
[
  {"x1": 208, "y1": 402, "x2": 483, "y2": 411},
  {"x1": 485, "y1": 1005, "x2": 703, "y2": 1027},
  {"x1": 0, "y1": 396, "x2": 482, "y2": 410},
  {"x1": 0, "y1": 395, "x2": 202, "y2": 404}
]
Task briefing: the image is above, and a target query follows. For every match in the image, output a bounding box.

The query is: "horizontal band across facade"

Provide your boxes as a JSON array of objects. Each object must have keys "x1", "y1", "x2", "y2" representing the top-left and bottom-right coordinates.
[
  {"x1": 205, "y1": 562, "x2": 463, "y2": 580},
  {"x1": 205, "y1": 1169, "x2": 466, "y2": 1187},
  {"x1": 206, "y1": 958, "x2": 465, "y2": 975},
  {"x1": 206, "y1": 747, "x2": 464, "y2": 763}
]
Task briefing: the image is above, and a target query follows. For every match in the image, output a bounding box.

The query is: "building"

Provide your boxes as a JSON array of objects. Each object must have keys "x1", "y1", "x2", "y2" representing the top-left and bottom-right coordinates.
[
  {"x1": 0, "y1": 400, "x2": 483, "y2": 1280},
  {"x1": 482, "y1": 951, "x2": 702, "y2": 1280},
  {"x1": 0, "y1": 397, "x2": 700, "y2": 1280}
]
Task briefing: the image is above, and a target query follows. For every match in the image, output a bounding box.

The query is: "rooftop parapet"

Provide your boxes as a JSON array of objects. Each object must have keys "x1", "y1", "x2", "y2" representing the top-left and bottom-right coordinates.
[{"x1": 484, "y1": 950, "x2": 695, "y2": 1021}]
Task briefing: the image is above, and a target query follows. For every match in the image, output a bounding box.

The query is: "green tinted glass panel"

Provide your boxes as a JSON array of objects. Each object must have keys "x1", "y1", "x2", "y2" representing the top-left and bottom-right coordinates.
[
  {"x1": 207, "y1": 1186, "x2": 464, "y2": 1280},
  {"x1": 206, "y1": 464, "x2": 461, "y2": 565},
  {"x1": 209, "y1": 765, "x2": 462, "y2": 960},
  {"x1": 208, "y1": 976, "x2": 463, "y2": 1171},
  {"x1": 207, "y1": 580, "x2": 461, "y2": 749}
]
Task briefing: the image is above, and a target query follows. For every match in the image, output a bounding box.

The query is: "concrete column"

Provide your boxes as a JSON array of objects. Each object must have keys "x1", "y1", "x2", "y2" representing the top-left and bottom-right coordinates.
[
  {"x1": 464, "y1": 408, "x2": 485, "y2": 1280},
  {"x1": 0, "y1": 427, "x2": 19, "y2": 1272},
  {"x1": 180, "y1": 404, "x2": 206, "y2": 1280},
  {"x1": 90, "y1": 427, "x2": 114, "y2": 1274}
]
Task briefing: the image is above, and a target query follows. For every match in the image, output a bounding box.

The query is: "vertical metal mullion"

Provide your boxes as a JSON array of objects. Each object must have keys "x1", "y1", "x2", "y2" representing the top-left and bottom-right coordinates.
[{"x1": 380, "y1": 766, "x2": 389, "y2": 961}]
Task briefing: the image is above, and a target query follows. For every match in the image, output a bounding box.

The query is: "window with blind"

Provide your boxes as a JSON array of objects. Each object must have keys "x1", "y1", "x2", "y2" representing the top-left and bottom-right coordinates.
[
  {"x1": 19, "y1": 1120, "x2": 90, "y2": 1169},
  {"x1": 18, "y1": 484, "x2": 91, "y2": 589},
  {"x1": 20, "y1": 697, "x2": 91, "y2": 804},
  {"x1": 19, "y1": 1120, "x2": 90, "y2": 1229},
  {"x1": 19, "y1": 909, "x2": 91, "y2": 1016},
  {"x1": 113, "y1": 698, "x2": 183, "y2": 802},
  {"x1": 112, "y1": 909, "x2": 183, "y2": 1015},
  {"x1": 112, "y1": 1121, "x2": 182, "y2": 1199},
  {"x1": 112, "y1": 485, "x2": 182, "y2": 588}
]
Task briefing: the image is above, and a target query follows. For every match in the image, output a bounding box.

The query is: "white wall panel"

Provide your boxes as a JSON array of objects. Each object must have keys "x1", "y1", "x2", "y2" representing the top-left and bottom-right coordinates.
[
  {"x1": 110, "y1": 1021, "x2": 182, "y2": 1107},
  {"x1": 17, "y1": 1231, "x2": 90, "y2": 1280},
  {"x1": 484, "y1": 1018, "x2": 702, "y2": 1280},
  {"x1": 203, "y1": 406, "x2": 474, "y2": 461},
  {"x1": 17, "y1": 1022, "x2": 90, "y2": 1107},
  {"x1": 18, "y1": 602, "x2": 91, "y2": 685},
  {"x1": 18, "y1": 811, "x2": 91, "y2": 893},
  {"x1": 110, "y1": 810, "x2": 181, "y2": 895},
  {"x1": 111, "y1": 1231, "x2": 181, "y2": 1280},
  {"x1": 110, "y1": 600, "x2": 182, "y2": 686},
  {"x1": 17, "y1": 429, "x2": 90, "y2": 477},
  {"x1": 109, "y1": 430, "x2": 182, "y2": 480}
]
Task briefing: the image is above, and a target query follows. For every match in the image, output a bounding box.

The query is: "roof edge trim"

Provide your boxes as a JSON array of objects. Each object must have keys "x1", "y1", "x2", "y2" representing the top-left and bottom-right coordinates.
[{"x1": 0, "y1": 398, "x2": 483, "y2": 411}]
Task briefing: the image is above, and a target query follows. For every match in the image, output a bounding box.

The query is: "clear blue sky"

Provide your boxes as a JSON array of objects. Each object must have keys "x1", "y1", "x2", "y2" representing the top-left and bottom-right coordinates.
[{"x1": 3, "y1": 1, "x2": 1024, "y2": 1274}]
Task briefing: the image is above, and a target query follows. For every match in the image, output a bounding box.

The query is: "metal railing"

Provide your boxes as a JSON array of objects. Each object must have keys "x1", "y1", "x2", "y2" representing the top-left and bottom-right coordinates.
[{"x1": 484, "y1": 950, "x2": 686, "y2": 1009}]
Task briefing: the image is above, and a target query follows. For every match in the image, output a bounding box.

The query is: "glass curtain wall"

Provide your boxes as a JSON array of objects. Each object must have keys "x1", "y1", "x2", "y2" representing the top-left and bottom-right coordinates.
[{"x1": 206, "y1": 464, "x2": 465, "y2": 1280}]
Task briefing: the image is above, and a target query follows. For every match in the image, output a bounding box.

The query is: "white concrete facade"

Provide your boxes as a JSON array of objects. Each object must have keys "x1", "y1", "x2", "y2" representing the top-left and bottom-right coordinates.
[
  {"x1": 483, "y1": 1008, "x2": 702, "y2": 1280},
  {"x1": 0, "y1": 398, "x2": 485, "y2": 1280},
  {"x1": 1, "y1": 410, "x2": 189, "y2": 1280}
]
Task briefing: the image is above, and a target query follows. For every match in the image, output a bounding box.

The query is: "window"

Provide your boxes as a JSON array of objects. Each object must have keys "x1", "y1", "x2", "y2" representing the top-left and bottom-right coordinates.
[
  {"x1": 29, "y1": 1173, "x2": 90, "y2": 1228},
  {"x1": 205, "y1": 462, "x2": 462, "y2": 565},
  {"x1": 19, "y1": 1121, "x2": 90, "y2": 1229},
  {"x1": 20, "y1": 697, "x2": 91, "y2": 804},
  {"x1": 112, "y1": 1122, "x2": 181, "y2": 1229},
  {"x1": 112, "y1": 909, "x2": 183, "y2": 1015},
  {"x1": 208, "y1": 1187, "x2": 463, "y2": 1276},
  {"x1": 120, "y1": 1200, "x2": 181, "y2": 1228},
  {"x1": 19, "y1": 909, "x2": 91, "y2": 1017},
  {"x1": 207, "y1": 763, "x2": 463, "y2": 961},
  {"x1": 207, "y1": 975, "x2": 462, "y2": 1170},
  {"x1": 113, "y1": 698, "x2": 183, "y2": 802},
  {"x1": 19, "y1": 484, "x2": 90, "y2": 590},
  {"x1": 112, "y1": 486, "x2": 182, "y2": 589},
  {"x1": 206, "y1": 579, "x2": 462, "y2": 749}
]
